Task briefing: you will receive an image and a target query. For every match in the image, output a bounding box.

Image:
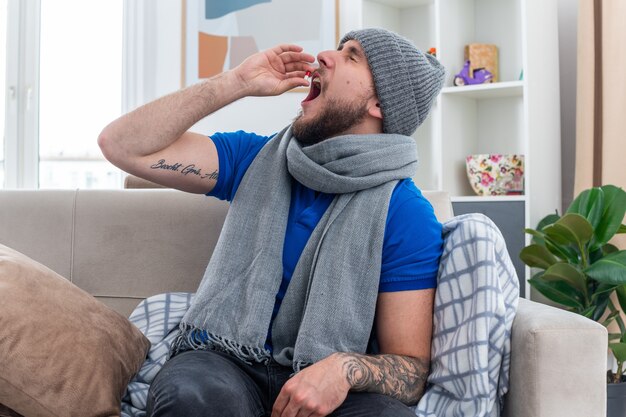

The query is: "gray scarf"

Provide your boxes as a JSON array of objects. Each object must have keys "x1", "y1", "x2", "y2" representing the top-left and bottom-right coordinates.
[{"x1": 171, "y1": 125, "x2": 417, "y2": 371}]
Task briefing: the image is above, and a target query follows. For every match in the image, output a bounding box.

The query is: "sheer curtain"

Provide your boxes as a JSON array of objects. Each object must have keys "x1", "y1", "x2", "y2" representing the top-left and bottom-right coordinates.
[{"x1": 575, "y1": 0, "x2": 626, "y2": 248}]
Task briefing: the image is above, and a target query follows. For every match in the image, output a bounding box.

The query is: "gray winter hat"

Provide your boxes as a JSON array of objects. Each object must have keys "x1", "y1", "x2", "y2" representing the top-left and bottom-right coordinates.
[{"x1": 340, "y1": 28, "x2": 446, "y2": 136}]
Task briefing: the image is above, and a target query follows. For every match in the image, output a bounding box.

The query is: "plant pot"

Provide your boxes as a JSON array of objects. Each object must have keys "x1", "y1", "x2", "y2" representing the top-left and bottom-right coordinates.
[{"x1": 607, "y1": 381, "x2": 626, "y2": 417}]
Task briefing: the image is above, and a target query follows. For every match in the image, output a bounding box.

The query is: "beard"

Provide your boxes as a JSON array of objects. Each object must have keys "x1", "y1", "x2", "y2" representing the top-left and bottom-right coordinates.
[{"x1": 292, "y1": 96, "x2": 368, "y2": 146}]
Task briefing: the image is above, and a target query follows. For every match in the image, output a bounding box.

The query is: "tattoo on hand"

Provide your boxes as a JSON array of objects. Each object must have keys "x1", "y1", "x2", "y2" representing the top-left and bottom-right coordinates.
[
  {"x1": 150, "y1": 159, "x2": 218, "y2": 181},
  {"x1": 337, "y1": 353, "x2": 430, "y2": 406}
]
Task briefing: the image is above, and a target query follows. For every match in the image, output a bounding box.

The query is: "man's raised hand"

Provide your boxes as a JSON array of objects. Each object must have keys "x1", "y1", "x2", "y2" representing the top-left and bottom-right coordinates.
[{"x1": 233, "y1": 44, "x2": 316, "y2": 97}]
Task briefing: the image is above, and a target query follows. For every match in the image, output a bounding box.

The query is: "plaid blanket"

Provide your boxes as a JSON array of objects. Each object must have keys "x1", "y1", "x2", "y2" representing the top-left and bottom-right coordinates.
[
  {"x1": 121, "y1": 213, "x2": 518, "y2": 416},
  {"x1": 415, "y1": 213, "x2": 519, "y2": 416},
  {"x1": 121, "y1": 293, "x2": 195, "y2": 417}
]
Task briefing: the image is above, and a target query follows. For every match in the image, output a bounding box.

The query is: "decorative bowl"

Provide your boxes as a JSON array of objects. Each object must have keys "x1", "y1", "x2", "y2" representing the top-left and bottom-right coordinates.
[{"x1": 465, "y1": 154, "x2": 524, "y2": 196}]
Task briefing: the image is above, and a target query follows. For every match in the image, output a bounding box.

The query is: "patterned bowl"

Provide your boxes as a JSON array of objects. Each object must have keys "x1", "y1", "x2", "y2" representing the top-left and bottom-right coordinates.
[{"x1": 465, "y1": 154, "x2": 524, "y2": 196}]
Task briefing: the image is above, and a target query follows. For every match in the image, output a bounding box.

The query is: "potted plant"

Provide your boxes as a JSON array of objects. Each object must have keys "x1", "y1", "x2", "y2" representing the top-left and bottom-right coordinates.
[{"x1": 519, "y1": 184, "x2": 626, "y2": 415}]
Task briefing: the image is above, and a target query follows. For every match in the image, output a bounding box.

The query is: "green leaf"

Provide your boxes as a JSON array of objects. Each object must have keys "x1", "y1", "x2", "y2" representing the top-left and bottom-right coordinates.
[
  {"x1": 542, "y1": 224, "x2": 571, "y2": 245},
  {"x1": 616, "y1": 285, "x2": 626, "y2": 314},
  {"x1": 536, "y1": 213, "x2": 561, "y2": 230},
  {"x1": 593, "y1": 292, "x2": 612, "y2": 321},
  {"x1": 585, "y1": 188, "x2": 605, "y2": 250},
  {"x1": 542, "y1": 263, "x2": 587, "y2": 293},
  {"x1": 543, "y1": 213, "x2": 594, "y2": 248},
  {"x1": 620, "y1": 319, "x2": 626, "y2": 343},
  {"x1": 610, "y1": 300, "x2": 626, "y2": 335},
  {"x1": 592, "y1": 282, "x2": 619, "y2": 299},
  {"x1": 618, "y1": 224, "x2": 626, "y2": 234},
  {"x1": 601, "y1": 309, "x2": 620, "y2": 327},
  {"x1": 520, "y1": 244, "x2": 558, "y2": 269},
  {"x1": 585, "y1": 251, "x2": 626, "y2": 285},
  {"x1": 544, "y1": 237, "x2": 580, "y2": 264},
  {"x1": 567, "y1": 187, "x2": 604, "y2": 231},
  {"x1": 604, "y1": 244, "x2": 620, "y2": 255},
  {"x1": 568, "y1": 189, "x2": 590, "y2": 215},
  {"x1": 529, "y1": 273, "x2": 584, "y2": 309},
  {"x1": 525, "y1": 228, "x2": 543, "y2": 238},
  {"x1": 581, "y1": 305, "x2": 596, "y2": 319},
  {"x1": 591, "y1": 283, "x2": 618, "y2": 320},
  {"x1": 610, "y1": 342, "x2": 626, "y2": 362},
  {"x1": 533, "y1": 214, "x2": 560, "y2": 245},
  {"x1": 595, "y1": 185, "x2": 626, "y2": 246},
  {"x1": 525, "y1": 228, "x2": 546, "y2": 245},
  {"x1": 589, "y1": 247, "x2": 605, "y2": 264}
]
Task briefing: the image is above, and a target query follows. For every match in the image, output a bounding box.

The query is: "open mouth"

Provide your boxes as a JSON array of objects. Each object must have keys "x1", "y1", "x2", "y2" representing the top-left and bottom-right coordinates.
[{"x1": 302, "y1": 74, "x2": 322, "y2": 103}]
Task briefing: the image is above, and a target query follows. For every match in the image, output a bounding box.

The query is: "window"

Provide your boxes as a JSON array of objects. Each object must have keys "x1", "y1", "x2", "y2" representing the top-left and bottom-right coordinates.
[
  {"x1": 38, "y1": 0, "x2": 124, "y2": 188},
  {"x1": 2, "y1": 0, "x2": 125, "y2": 189},
  {"x1": 0, "y1": 0, "x2": 7, "y2": 187}
]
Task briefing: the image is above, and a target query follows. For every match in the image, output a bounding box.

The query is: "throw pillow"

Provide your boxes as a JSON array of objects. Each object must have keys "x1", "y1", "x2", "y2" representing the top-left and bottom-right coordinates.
[
  {"x1": 0, "y1": 244, "x2": 150, "y2": 417},
  {"x1": 0, "y1": 404, "x2": 23, "y2": 417}
]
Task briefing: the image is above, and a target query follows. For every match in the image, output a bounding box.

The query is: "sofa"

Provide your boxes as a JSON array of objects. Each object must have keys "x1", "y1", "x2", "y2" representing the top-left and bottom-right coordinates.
[{"x1": 0, "y1": 188, "x2": 608, "y2": 416}]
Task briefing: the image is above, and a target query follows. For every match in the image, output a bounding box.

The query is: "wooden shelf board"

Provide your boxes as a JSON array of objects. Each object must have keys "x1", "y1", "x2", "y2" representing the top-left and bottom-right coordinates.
[{"x1": 441, "y1": 81, "x2": 524, "y2": 99}]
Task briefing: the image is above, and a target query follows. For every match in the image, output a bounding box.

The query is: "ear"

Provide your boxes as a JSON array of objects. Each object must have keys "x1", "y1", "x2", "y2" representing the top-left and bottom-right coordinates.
[{"x1": 367, "y1": 98, "x2": 383, "y2": 120}]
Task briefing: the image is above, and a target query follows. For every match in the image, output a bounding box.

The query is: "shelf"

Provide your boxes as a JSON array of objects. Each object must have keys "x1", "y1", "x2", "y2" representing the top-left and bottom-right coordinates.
[
  {"x1": 441, "y1": 81, "x2": 524, "y2": 99},
  {"x1": 451, "y1": 195, "x2": 527, "y2": 203},
  {"x1": 356, "y1": 0, "x2": 560, "y2": 295}
]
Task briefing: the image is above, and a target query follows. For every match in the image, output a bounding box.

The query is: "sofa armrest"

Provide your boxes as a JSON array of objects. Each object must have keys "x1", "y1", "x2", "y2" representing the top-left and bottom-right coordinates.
[{"x1": 503, "y1": 298, "x2": 607, "y2": 417}]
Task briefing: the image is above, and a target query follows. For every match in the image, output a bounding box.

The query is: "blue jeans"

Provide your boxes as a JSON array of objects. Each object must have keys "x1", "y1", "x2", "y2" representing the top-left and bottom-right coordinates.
[{"x1": 147, "y1": 349, "x2": 416, "y2": 417}]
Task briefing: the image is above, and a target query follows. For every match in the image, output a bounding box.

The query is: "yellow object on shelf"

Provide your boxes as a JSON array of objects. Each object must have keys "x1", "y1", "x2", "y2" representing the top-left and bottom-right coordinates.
[{"x1": 464, "y1": 44, "x2": 499, "y2": 82}]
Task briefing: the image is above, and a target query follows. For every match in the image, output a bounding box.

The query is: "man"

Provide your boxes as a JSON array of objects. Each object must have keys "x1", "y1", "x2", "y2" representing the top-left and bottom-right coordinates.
[{"x1": 99, "y1": 28, "x2": 446, "y2": 417}]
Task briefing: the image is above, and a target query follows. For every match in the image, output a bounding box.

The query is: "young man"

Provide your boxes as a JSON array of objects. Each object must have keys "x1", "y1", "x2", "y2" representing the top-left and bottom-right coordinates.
[{"x1": 99, "y1": 28, "x2": 446, "y2": 417}]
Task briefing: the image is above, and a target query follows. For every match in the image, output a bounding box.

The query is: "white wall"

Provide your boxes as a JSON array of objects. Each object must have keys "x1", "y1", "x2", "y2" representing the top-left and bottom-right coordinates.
[
  {"x1": 142, "y1": 0, "x2": 371, "y2": 136},
  {"x1": 143, "y1": 0, "x2": 576, "y2": 207},
  {"x1": 144, "y1": 1, "x2": 307, "y2": 137}
]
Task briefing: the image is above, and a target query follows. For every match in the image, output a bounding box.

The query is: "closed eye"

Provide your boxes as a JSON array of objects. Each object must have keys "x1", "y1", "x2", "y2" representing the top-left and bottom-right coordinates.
[{"x1": 338, "y1": 43, "x2": 364, "y2": 63}]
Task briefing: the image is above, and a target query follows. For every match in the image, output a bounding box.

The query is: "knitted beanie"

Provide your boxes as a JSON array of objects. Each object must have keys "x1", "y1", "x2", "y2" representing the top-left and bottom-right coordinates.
[{"x1": 340, "y1": 28, "x2": 446, "y2": 136}]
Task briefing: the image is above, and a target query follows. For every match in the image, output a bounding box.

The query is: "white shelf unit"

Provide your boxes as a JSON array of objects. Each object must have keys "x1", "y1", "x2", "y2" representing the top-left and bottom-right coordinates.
[
  {"x1": 441, "y1": 81, "x2": 524, "y2": 99},
  {"x1": 450, "y1": 195, "x2": 527, "y2": 203},
  {"x1": 341, "y1": 0, "x2": 562, "y2": 297}
]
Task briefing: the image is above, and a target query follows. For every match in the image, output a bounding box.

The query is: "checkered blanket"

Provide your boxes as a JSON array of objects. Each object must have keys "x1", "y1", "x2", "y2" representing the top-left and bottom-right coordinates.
[
  {"x1": 121, "y1": 213, "x2": 518, "y2": 417},
  {"x1": 121, "y1": 293, "x2": 195, "y2": 417},
  {"x1": 414, "y1": 213, "x2": 519, "y2": 416}
]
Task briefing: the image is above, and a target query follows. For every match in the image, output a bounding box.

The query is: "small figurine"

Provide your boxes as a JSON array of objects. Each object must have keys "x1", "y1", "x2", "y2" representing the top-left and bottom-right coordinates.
[
  {"x1": 426, "y1": 47, "x2": 437, "y2": 57},
  {"x1": 454, "y1": 60, "x2": 494, "y2": 86}
]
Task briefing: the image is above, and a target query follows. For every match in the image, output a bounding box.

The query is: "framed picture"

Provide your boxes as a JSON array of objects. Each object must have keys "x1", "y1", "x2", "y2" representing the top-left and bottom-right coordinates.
[{"x1": 181, "y1": 0, "x2": 339, "y2": 89}]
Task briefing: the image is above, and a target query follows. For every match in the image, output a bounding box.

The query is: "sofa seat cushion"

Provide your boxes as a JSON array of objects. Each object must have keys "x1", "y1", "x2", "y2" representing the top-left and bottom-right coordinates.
[{"x1": 0, "y1": 244, "x2": 150, "y2": 417}]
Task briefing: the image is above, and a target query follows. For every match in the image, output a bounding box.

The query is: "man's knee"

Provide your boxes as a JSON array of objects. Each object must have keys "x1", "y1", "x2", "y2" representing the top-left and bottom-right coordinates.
[
  {"x1": 148, "y1": 375, "x2": 255, "y2": 416},
  {"x1": 148, "y1": 377, "x2": 226, "y2": 411},
  {"x1": 147, "y1": 351, "x2": 263, "y2": 417}
]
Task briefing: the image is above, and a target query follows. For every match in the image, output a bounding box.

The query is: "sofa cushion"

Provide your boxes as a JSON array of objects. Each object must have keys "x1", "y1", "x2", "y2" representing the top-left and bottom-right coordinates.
[{"x1": 0, "y1": 244, "x2": 150, "y2": 417}]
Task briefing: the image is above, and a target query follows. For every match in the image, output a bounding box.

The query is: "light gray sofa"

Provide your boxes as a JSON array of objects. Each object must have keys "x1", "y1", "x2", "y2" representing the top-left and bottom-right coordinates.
[{"x1": 0, "y1": 188, "x2": 608, "y2": 416}]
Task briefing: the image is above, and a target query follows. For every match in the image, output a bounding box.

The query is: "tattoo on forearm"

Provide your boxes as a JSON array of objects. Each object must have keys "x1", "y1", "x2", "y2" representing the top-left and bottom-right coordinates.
[
  {"x1": 150, "y1": 159, "x2": 218, "y2": 181},
  {"x1": 337, "y1": 352, "x2": 430, "y2": 406}
]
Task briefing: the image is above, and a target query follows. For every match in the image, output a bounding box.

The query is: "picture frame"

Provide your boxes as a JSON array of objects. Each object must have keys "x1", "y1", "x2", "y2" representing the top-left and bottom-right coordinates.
[{"x1": 181, "y1": 0, "x2": 340, "y2": 91}]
